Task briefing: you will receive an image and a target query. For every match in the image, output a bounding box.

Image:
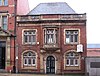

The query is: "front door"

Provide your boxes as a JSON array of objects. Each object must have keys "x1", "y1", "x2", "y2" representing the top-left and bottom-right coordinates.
[
  {"x1": 0, "y1": 41, "x2": 6, "y2": 69},
  {"x1": 46, "y1": 56, "x2": 55, "y2": 74}
]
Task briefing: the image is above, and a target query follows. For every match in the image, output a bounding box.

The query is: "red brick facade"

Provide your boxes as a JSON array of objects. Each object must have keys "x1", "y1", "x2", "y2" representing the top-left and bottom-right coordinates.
[
  {"x1": 16, "y1": 14, "x2": 87, "y2": 74},
  {"x1": 0, "y1": 0, "x2": 29, "y2": 72},
  {"x1": 0, "y1": 1, "x2": 87, "y2": 74}
]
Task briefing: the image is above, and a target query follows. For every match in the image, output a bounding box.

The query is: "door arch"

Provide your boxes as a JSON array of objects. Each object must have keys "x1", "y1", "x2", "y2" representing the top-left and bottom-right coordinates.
[{"x1": 46, "y1": 56, "x2": 55, "y2": 74}]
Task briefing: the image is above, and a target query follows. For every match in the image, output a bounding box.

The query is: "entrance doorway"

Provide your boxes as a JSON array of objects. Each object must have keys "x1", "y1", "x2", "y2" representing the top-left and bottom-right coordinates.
[
  {"x1": 46, "y1": 56, "x2": 55, "y2": 74},
  {"x1": 0, "y1": 41, "x2": 6, "y2": 69}
]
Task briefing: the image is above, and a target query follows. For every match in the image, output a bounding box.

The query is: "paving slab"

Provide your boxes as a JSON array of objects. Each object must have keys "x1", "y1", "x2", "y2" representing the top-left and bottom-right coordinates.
[{"x1": 0, "y1": 73, "x2": 63, "y2": 76}]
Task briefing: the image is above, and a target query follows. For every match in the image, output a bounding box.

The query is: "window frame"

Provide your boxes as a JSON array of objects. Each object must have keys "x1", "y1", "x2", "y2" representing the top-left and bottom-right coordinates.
[
  {"x1": 64, "y1": 29, "x2": 80, "y2": 44},
  {"x1": 23, "y1": 51, "x2": 36, "y2": 66},
  {"x1": 2, "y1": 16, "x2": 7, "y2": 30},
  {"x1": 0, "y1": 15, "x2": 8, "y2": 30},
  {"x1": 22, "y1": 29, "x2": 37, "y2": 45},
  {"x1": 65, "y1": 52, "x2": 79, "y2": 66},
  {"x1": 0, "y1": 0, "x2": 8, "y2": 6},
  {"x1": 44, "y1": 28, "x2": 57, "y2": 44}
]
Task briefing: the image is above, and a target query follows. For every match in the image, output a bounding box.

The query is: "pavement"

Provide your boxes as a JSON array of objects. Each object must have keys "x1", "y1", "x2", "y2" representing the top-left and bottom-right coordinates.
[{"x1": 0, "y1": 73, "x2": 63, "y2": 76}]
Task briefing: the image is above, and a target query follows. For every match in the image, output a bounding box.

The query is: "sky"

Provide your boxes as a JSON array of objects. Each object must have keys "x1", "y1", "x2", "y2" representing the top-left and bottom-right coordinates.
[{"x1": 28, "y1": 0, "x2": 100, "y2": 44}]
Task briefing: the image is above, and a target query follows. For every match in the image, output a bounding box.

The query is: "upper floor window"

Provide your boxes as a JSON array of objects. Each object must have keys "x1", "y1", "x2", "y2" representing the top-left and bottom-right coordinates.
[
  {"x1": 0, "y1": 0, "x2": 8, "y2": 6},
  {"x1": 65, "y1": 52, "x2": 79, "y2": 66},
  {"x1": 65, "y1": 30, "x2": 78, "y2": 44},
  {"x1": 23, "y1": 51, "x2": 36, "y2": 66},
  {"x1": 23, "y1": 30, "x2": 36, "y2": 44},
  {"x1": 0, "y1": 15, "x2": 8, "y2": 30},
  {"x1": 44, "y1": 28, "x2": 57, "y2": 44}
]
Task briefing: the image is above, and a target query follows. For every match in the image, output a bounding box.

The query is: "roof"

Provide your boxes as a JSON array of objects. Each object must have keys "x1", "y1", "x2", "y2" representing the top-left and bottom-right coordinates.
[
  {"x1": 87, "y1": 44, "x2": 100, "y2": 48},
  {"x1": 28, "y1": 2, "x2": 76, "y2": 15}
]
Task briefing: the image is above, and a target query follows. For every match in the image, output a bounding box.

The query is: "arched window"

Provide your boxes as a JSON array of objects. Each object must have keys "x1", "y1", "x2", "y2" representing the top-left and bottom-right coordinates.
[
  {"x1": 23, "y1": 51, "x2": 36, "y2": 66},
  {"x1": 65, "y1": 52, "x2": 79, "y2": 66}
]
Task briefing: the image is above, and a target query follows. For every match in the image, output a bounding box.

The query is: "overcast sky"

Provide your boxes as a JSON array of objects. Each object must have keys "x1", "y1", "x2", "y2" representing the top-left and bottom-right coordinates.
[{"x1": 28, "y1": 0, "x2": 100, "y2": 44}]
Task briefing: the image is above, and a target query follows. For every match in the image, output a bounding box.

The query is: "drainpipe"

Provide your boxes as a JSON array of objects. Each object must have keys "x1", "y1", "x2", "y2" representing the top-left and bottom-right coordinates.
[{"x1": 13, "y1": 0, "x2": 17, "y2": 73}]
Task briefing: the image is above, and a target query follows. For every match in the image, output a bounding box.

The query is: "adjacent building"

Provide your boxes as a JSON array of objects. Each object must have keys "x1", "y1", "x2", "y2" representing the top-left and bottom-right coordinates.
[
  {"x1": 17, "y1": 2, "x2": 87, "y2": 74},
  {"x1": 0, "y1": 0, "x2": 29, "y2": 72},
  {"x1": 86, "y1": 44, "x2": 100, "y2": 76}
]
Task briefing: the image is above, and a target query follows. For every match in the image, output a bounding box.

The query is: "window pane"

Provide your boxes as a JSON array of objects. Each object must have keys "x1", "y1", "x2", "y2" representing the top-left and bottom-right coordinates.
[
  {"x1": 2, "y1": 16, "x2": 7, "y2": 30},
  {"x1": 66, "y1": 35, "x2": 70, "y2": 43},
  {"x1": 47, "y1": 34, "x2": 50, "y2": 43},
  {"x1": 24, "y1": 59, "x2": 27, "y2": 65},
  {"x1": 70, "y1": 31, "x2": 73, "y2": 34},
  {"x1": 75, "y1": 35, "x2": 78, "y2": 42},
  {"x1": 0, "y1": 0, "x2": 2, "y2": 6},
  {"x1": 32, "y1": 59, "x2": 35, "y2": 64},
  {"x1": 32, "y1": 30, "x2": 36, "y2": 34},
  {"x1": 3, "y1": 24, "x2": 7, "y2": 30},
  {"x1": 32, "y1": 35, "x2": 36, "y2": 42},
  {"x1": 75, "y1": 59, "x2": 78, "y2": 65},
  {"x1": 70, "y1": 35, "x2": 73, "y2": 42},
  {"x1": 28, "y1": 52, "x2": 32, "y2": 56},
  {"x1": 24, "y1": 35, "x2": 28, "y2": 42},
  {"x1": 24, "y1": 31, "x2": 27, "y2": 34},
  {"x1": 4, "y1": 0, "x2": 8, "y2": 6},
  {"x1": 29, "y1": 36, "x2": 31, "y2": 42},
  {"x1": 66, "y1": 59, "x2": 69, "y2": 65},
  {"x1": 28, "y1": 59, "x2": 31, "y2": 64},
  {"x1": 66, "y1": 34, "x2": 69, "y2": 38},
  {"x1": 51, "y1": 34, "x2": 54, "y2": 43},
  {"x1": 70, "y1": 59, "x2": 74, "y2": 65}
]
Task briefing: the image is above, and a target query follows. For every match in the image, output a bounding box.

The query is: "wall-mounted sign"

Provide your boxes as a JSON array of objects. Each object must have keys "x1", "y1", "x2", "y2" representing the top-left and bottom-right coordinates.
[{"x1": 77, "y1": 44, "x2": 83, "y2": 52}]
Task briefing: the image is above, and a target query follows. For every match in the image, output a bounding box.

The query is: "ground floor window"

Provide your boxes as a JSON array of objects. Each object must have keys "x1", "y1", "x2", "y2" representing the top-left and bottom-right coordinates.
[
  {"x1": 23, "y1": 51, "x2": 36, "y2": 66},
  {"x1": 65, "y1": 52, "x2": 79, "y2": 66}
]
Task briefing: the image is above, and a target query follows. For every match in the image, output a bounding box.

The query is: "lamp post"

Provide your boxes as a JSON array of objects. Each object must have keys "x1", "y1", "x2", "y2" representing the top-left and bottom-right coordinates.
[{"x1": 13, "y1": 0, "x2": 17, "y2": 73}]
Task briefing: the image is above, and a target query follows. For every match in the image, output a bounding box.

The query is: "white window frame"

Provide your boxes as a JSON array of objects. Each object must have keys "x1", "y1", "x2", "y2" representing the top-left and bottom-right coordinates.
[
  {"x1": 65, "y1": 30, "x2": 78, "y2": 44},
  {"x1": 0, "y1": 15, "x2": 8, "y2": 30},
  {"x1": 44, "y1": 28, "x2": 57, "y2": 44},
  {"x1": 64, "y1": 29, "x2": 80, "y2": 44},
  {"x1": 66, "y1": 52, "x2": 79, "y2": 66},
  {"x1": 23, "y1": 51, "x2": 36, "y2": 67},
  {"x1": 23, "y1": 29, "x2": 37, "y2": 45}
]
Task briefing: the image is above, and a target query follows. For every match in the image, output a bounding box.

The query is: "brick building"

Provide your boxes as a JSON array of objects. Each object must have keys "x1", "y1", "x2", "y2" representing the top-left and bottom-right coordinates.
[
  {"x1": 86, "y1": 44, "x2": 100, "y2": 76},
  {"x1": 16, "y1": 2, "x2": 87, "y2": 74},
  {"x1": 87, "y1": 44, "x2": 100, "y2": 56},
  {"x1": 0, "y1": 0, "x2": 29, "y2": 72}
]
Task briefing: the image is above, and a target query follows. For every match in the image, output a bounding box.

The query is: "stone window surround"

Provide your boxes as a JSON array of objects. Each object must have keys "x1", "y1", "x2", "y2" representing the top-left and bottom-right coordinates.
[
  {"x1": 0, "y1": 13, "x2": 8, "y2": 30},
  {"x1": 22, "y1": 29, "x2": 37, "y2": 45},
  {"x1": 21, "y1": 50, "x2": 37, "y2": 69},
  {"x1": 65, "y1": 52, "x2": 79, "y2": 66},
  {"x1": 23, "y1": 51, "x2": 36, "y2": 66},
  {"x1": 64, "y1": 28, "x2": 80, "y2": 44},
  {"x1": 64, "y1": 50, "x2": 81, "y2": 70},
  {"x1": 43, "y1": 28, "x2": 58, "y2": 44}
]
